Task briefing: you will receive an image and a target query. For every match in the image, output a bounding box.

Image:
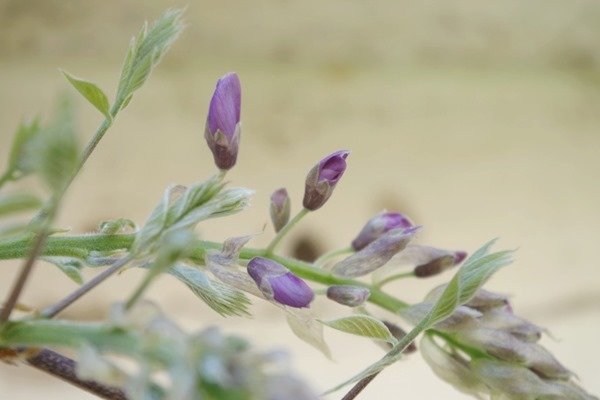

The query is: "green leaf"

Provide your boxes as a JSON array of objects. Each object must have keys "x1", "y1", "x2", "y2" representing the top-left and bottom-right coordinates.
[
  {"x1": 286, "y1": 309, "x2": 331, "y2": 358},
  {"x1": 43, "y1": 257, "x2": 84, "y2": 284},
  {"x1": 62, "y1": 70, "x2": 111, "y2": 119},
  {"x1": 320, "y1": 315, "x2": 398, "y2": 345},
  {"x1": 30, "y1": 96, "x2": 80, "y2": 191},
  {"x1": 5, "y1": 118, "x2": 41, "y2": 179},
  {"x1": 169, "y1": 264, "x2": 251, "y2": 317},
  {"x1": 0, "y1": 192, "x2": 42, "y2": 217},
  {"x1": 114, "y1": 9, "x2": 184, "y2": 113},
  {"x1": 131, "y1": 185, "x2": 178, "y2": 255},
  {"x1": 326, "y1": 240, "x2": 514, "y2": 394}
]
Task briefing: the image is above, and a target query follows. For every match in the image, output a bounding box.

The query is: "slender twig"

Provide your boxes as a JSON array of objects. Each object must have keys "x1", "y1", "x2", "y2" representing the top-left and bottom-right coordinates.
[
  {"x1": 340, "y1": 372, "x2": 380, "y2": 400},
  {"x1": 314, "y1": 246, "x2": 353, "y2": 267},
  {"x1": 265, "y1": 208, "x2": 309, "y2": 255},
  {"x1": 41, "y1": 256, "x2": 132, "y2": 318},
  {"x1": 26, "y1": 348, "x2": 127, "y2": 400},
  {"x1": 0, "y1": 206, "x2": 55, "y2": 323},
  {"x1": 374, "y1": 271, "x2": 416, "y2": 289}
]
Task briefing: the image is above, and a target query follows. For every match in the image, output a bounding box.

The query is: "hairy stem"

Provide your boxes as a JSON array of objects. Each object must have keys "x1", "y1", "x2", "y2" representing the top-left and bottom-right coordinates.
[
  {"x1": 0, "y1": 233, "x2": 408, "y2": 314},
  {"x1": 0, "y1": 204, "x2": 57, "y2": 323},
  {"x1": 26, "y1": 348, "x2": 128, "y2": 400}
]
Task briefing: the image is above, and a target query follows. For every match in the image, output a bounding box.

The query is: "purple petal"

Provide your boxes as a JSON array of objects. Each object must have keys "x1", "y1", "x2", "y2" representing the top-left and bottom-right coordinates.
[
  {"x1": 207, "y1": 72, "x2": 241, "y2": 138},
  {"x1": 318, "y1": 150, "x2": 349, "y2": 184},
  {"x1": 270, "y1": 272, "x2": 314, "y2": 308}
]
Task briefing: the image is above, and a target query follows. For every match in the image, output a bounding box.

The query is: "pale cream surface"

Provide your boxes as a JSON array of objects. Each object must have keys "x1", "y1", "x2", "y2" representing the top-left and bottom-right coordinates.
[{"x1": 0, "y1": 1, "x2": 599, "y2": 398}]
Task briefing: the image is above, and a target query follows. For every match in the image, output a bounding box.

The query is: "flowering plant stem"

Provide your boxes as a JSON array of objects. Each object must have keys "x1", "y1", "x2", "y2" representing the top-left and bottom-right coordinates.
[
  {"x1": 313, "y1": 246, "x2": 354, "y2": 267},
  {"x1": 265, "y1": 208, "x2": 309, "y2": 255},
  {"x1": 0, "y1": 233, "x2": 409, "y2": 314},
  {"x1": 374, "y1": 271, "x2": 416, "y2": 288}
]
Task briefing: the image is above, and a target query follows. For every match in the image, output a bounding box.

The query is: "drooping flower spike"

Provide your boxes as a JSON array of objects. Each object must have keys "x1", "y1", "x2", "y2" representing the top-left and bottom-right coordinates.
[
  {"x1": 247, "y1": 257, "x2": 314, "y2": 308},
  {"x1": 302, "y1": 150, "x2": 349, "y2": 211},
  {"x1": 205, "y1": 72, "x2": 241, "y2": 170}
]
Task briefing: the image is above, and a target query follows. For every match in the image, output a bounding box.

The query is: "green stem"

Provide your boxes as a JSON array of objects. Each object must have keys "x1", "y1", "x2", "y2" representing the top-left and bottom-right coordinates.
[
  {"x1": 313, "y1": 246, "x2": 354, "y2": 267},
  {"x1": 375, "y1": 271, "x2": 416, "y2": 288},
  {"x1": 0, "y1": 233, "x2": 409, "y2": 314},
  {"x1": 63, "y1": 117, "x2": 113, "y2": 192},
  {"x1": 0, "y1": 201, "x2": 58, "y2": 323},
  {"x1": 0, "y1": 170, "x2": 13, "y2": 191},
  {"x1": 265, "y1": 208, "x2": 309, "y2": 255}
]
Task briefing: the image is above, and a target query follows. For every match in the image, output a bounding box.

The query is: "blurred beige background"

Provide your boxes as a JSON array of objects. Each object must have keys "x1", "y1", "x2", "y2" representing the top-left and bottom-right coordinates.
[{"x1": 1, "y1": 0, "x2": 599, "y2": 398}]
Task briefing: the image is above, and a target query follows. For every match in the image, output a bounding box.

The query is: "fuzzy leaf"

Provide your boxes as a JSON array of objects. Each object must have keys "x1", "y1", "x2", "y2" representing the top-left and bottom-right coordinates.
[
  {"x1": 44, "y1": 257, "x2": 84, "y2": 284},
  {"x1": 6, "y1": 118, "x2": 41, "y2": 178},
  {"x1": 320, "y1": 315, "x2": 397, "y2": 345},
  {"x1": 62, "y1": 71, "x2": 111, "y2": 119},
  {"x1": 30, "y1": 97, "x2": 79, "y2": 191},
  {"x1": 286, "y1": 309, "x2": 331, "y2": 358},
  {"x1": 114, "y1": 9, "x2": 184, "y2": 112},
  {"x1": 326, "y1": 240, "x2": 514, "y2": 394},
  {"x1": 169, "y1": 264, "x2": 251, "y2": 317},
  {"x1": 132, "y1": 185, "x2": 178, "y2": 255},
  {"x1": 0, "y1": 192, "x2": 42, "y2": 217}
]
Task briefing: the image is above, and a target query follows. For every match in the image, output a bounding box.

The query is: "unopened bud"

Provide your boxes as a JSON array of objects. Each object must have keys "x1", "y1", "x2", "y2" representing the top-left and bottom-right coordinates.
[
  {"x1": 302, "y1": 150, "x2": 349, "y2": 211},
  {"x1": 351, "y1": 211, "x2": 413, "y2": 251},
  {"x1": 205, "y1": 72, "x2": 241, "y2": 170},
  {"x1": 326, "y1": 285, "x2": 370, "y2": 307},
  {"x1": 247, "y1": 257, "x2": 314, "y2": 308},
  {"x1": 270, "y1": 188, "x2": 291, "y2": 232},
  {"x1": 414, "y1": 250, "x2": 467, "y2": 278},
  {"x1": 332, "y1": 226, "x2": 420, "y2": 278}
]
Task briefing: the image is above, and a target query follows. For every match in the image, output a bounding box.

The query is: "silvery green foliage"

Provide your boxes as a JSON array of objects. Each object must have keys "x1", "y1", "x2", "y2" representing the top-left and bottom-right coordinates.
[
  {"x1": 417, "y1": 289, "x2": 598, "y2": 400},
  {"x1": 3, "y1": 118, "x2": 42, "y2": 181},
  {"x1": 114, "y1": 9, "x2": 184, "y2": 112},
  {"x1": 29, "y1": 97, "x2": 80, "y2": 192},
  {"x1": 325, "y1": 240, "x2": 515, "y2": 393}
]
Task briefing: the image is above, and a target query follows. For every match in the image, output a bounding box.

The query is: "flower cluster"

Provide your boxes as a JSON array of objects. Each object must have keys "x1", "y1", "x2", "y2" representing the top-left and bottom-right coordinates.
[{"x1": 417, "y1": 289, "x2": 598, "y2": 399}]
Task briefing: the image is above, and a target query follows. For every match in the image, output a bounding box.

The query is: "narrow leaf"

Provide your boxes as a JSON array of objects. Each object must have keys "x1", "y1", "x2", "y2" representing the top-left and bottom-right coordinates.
[
  {"x1": 43, "y1": 257, "x2": 84, "y2": 284},
  {"x1": 6, "y1": 118, "x2": 41, "y2": 178},
  {"x1": 320, "y1": 315, "x2": 397, "y2": 345},
  {"x1": 114, "y1": 9, "x2": 184, "y2": 112},
  {"x1": 169, "y1": 264, "x2": 251, "y2": 317},
  {"x1": 62, "y1": 70, "x2": 111, "y2": 119},
  {"x1": 0, "y1": 192, "x2": 42, "y2": 217},
  {"x1": 286, "y1": 309, "x2": 331, "y2": 358}
]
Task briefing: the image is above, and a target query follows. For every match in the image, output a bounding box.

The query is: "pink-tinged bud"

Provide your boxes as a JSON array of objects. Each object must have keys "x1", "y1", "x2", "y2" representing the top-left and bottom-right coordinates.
[
  {"x1": 414, "y1": 250, "x2": 467, "y2": 278},
  {"x1": 351, "y1": 211, "x2": 413, "y2": 251},
  {"x1": 332, "y1": 226, "x2": 421, "y2": 278},
  {"x1": 326, "y1": 285, "x2": 370, "y2": 307},
  {"x1": 270, "y1": 188, "x2": 291, "y2": 232},
  {"x1": 247, "y1": 257, "x2": 314, "y2": 308},
  {"x1": 205, "y1": 72, "x2": 241, "y2": 170},
  {"x1": 302, "y1": 150, "x2": 349, "y2": 211}
]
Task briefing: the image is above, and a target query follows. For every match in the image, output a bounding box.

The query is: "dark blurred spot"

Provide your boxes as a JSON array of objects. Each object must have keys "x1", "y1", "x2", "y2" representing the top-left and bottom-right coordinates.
[{"x1": 290, "y1": 233, "x2": 323, "y2": 263}]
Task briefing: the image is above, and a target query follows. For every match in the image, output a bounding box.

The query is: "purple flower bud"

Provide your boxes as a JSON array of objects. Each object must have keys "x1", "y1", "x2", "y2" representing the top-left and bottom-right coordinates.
[
  {"x1": 351, "y1": 211, "x2": 413, "y2": 251},
  {"x1": 204, "y1": 72, "x2": 241, "y2": 170},
  {"x1": 326, "y1": 285, "x2": 370, "y2": 307},
  {"x1": 247, "y1": 257, "x2": 314, "y2": 308},
  {"x1": 270, "y1": 188, "x2": 291, "y2": 232},
  {"x1": 414, "y1": 249, "x2": 467, "y2": 278},
  {"x1": 302, "y1": 150, "x2": 349, "y2": 211},
  {"x1": 332, "y1": 226, "x2": 421, "y2": 278}
]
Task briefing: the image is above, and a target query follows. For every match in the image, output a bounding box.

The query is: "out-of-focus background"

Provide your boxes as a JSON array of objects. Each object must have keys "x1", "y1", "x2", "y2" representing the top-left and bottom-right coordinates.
[{"x1": 1, "y1": 0, "x2": 599, "y2": 398}]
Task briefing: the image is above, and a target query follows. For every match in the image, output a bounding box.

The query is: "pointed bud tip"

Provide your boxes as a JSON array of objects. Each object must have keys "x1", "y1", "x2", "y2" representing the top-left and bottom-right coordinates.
[{"x1": 247, "y1": 257, "x2": 314, "y2": 308}]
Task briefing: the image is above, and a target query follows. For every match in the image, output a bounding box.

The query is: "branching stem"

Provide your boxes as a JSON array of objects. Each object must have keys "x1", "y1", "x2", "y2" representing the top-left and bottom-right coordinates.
[{"x1": 265, "y1": 208, "x2": 309, "y2": 255}]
